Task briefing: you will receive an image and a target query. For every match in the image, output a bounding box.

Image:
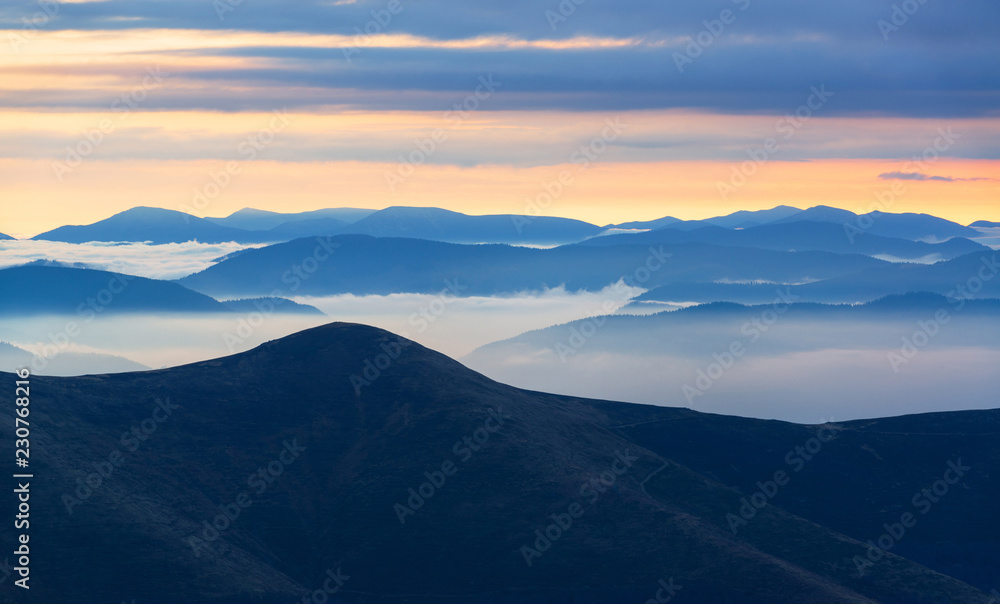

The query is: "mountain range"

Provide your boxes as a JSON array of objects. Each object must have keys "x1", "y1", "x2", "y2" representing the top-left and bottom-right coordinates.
[
  {"x1": 29, "y1": 206, "x2": 604, "y2": 246},
  {"x1": 634, "y1": 249, "x2": 1000, "y2": 305},
  {"x1": 582, "y1": 220, "x2": 988, "y2": 261},
  {"x1": 0, "y1": 264, "x2": 323, "y2": 316},
  {"x1": 0, "y1": 341, "x2": 149, "y2": 375},
  {"x1": 472, "y1": 292, "x2": 1000, "y2": 360},
  {"x1": 0, "y1": 323, "x2": 994, "y2": 603},
  {"x1": 176, "y1": 235, "x2": 886, "y2": 298},
  {"x1": 205, "y1": 207, "x2": 377, "y2": 231},
  {"x1": 21, "y1": 205, "x2": 996, "y2": 248}
]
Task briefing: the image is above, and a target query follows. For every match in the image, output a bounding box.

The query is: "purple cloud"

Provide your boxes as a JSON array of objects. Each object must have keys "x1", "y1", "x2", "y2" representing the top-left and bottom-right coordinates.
[{"x1": 878, "y1": 171, "x2": 993, "y2": 182}]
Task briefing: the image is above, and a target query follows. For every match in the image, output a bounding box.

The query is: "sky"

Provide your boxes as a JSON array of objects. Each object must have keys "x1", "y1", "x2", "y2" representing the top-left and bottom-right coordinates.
[{"x1": 2, "y1": 0, "x2": 999, "y2": 238}]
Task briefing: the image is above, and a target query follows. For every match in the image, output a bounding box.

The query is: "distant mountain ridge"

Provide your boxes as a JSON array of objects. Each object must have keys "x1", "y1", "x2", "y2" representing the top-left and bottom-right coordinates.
[
  {"x1": 766, "y1": 206, "x2": 980, "y2": 240},
  {"x1": 30, "y1": 206, "x2": 605, "y2": 246},
  {"x1": 26, "y1": 204, "x2": 988, "y2": 248},
  {"x1": 205, "y1": 207, "x2": 376, "y2": 231},
  {"x1": 0, "y1": 264, "x2": 323, "y2": 316},
  {"x1": 177, "y1": 235, "x2": 886, "y2": 298},
  {"x1": 0, "y1": 341, "x2": 149, "y2": 376},
  {"x1": 632, "y1": 249, "x2": 1000, "y2": 305},
  {"x1": 582, "y1": 220, "x2": 987, "y2": 261}
]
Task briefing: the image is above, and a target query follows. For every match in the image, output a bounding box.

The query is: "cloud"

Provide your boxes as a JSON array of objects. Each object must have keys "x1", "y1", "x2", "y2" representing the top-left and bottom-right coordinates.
[
  {"x1": 878, "y1": 171, "x2": 994, "y2": 182},
  {"x1": 1, "y1": 0, "x2": 999, "y2": 116},
  {"x1": 0, "y1": 240, "x2": 260, "y2": 280}
]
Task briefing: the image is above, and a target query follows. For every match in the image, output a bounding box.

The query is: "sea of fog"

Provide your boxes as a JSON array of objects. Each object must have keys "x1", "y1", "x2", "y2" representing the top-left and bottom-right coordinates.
[
  {"x1": 2, "y1": 239, "x2": 998, "y2": 423},
  {"x1": 0, "y1": 240, "x2": 262, "y2": 280},
  {"x1": 0, "y1": 284, "x2": 645, "y2": 369}
]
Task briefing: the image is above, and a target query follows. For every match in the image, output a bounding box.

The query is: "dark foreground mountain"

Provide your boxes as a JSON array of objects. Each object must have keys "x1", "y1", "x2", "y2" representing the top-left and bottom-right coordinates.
[{"x1": 0, "y1": 323, "x2": 995, "y2": 603}]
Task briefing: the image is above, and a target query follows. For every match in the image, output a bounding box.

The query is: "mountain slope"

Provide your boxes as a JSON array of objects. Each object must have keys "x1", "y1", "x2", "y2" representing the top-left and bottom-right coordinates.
[
  {"x1": 206, "y1": 207, "x2": 376, "y2": 231},
  {"x1": 263, "y1": 216, "x2": 349, "y2": 240},
  {"x1": 634, "y1": 249, "x2": 1000, "y2": 304},
  {"x1": 0, "y1": 264, "x2": 232, "y2": 315},
  {"x1": 766, "y1": 206, "x2": 980, "y2": 241},
  {"x1": 703, "y1": 205, "x2": 804, "y2": 228},
  {"x1": 30, "y1": 206, "x2": 259, "y2": 245},
  {"x1": 0, "y1": 341, "x2": 149, "y2": 375},
  {"x1": 341, "y1": 206, "x2": 603, "y2": 245},
  {"x1": 176, "y1": 235, "x2": 887, "y2": 298},
  {"x1": 581, "y1": 221, "x2": 987, "y2": 260},
  {"x1": 0, "y1": 323, "x2": 994, "y2": 603}
]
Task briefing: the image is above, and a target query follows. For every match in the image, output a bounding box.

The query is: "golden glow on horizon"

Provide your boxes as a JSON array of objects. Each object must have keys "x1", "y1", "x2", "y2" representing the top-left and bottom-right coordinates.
[
  {"x1": 2, "y1": 23, "x2": 998, "y2": 239},
  {"x1": 1, "y1": 158, "x2": 997, "y2": 238}
]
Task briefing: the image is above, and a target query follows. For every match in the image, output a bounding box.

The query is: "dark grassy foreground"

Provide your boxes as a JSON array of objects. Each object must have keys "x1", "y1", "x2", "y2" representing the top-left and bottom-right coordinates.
[{"x1": 0, "y1": 323, "x2": 995, "y2": 603}]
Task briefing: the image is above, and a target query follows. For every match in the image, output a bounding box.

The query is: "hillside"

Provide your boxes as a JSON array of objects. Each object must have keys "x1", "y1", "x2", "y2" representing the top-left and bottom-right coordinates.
[{"x1": 0, "y1": 323, "x2": 994, "y2": 603}]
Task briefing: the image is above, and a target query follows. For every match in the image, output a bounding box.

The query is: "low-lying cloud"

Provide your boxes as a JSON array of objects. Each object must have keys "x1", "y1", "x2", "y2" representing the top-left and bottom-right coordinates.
[
  {"x1": 878, "y1": 171, "x2": 993, "y2": 182},
  {"x1": 0, "y1": 240, "x2": 259, "y2": 280}
]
